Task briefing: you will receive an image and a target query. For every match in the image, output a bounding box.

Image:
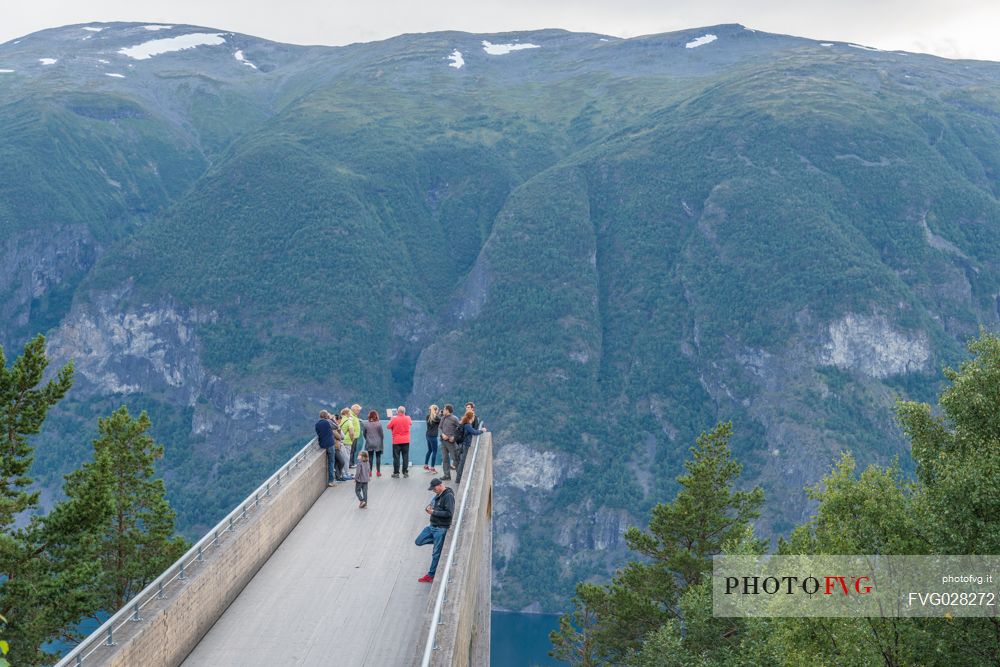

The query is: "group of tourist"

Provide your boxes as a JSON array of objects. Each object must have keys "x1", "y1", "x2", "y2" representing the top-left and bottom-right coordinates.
[
  {"x1": 313, "y1": 401, "x2": 487, "y2": 582},
  {"x1": 423, "y1": 403, "x2": 486, "y2": 484}
]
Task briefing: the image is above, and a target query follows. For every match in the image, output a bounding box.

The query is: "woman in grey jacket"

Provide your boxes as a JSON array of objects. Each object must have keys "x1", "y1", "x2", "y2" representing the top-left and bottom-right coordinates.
[{"x1": 362, "y1": 410, "x2": 385, "y2": 477}]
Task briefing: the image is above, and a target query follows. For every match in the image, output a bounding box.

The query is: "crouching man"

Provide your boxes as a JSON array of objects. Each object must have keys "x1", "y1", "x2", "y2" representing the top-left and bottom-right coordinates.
[{"x1": 415, "y1": 478, "x2": 454, "y2": 583}]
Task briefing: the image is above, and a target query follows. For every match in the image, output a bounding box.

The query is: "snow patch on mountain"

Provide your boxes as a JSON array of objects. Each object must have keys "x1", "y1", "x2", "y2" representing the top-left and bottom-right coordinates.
[
  {"x1": 234, "y1": 49, "x2": 257, "y2": 69},
  {"x1": 848, "y1": 43, "x2": 880, "y2": 51},
  {"x1": 82, "y1": 27, "x2": 103, "y2": 32},
  {"x1": 119, "y1": 33, "x2": 225, "y2": 60},
  {"x1": 143, "y1": 25, "x2": 173, "y2": 31},
  {"x1": 482, "y1": 40, "x2": 539, "y2": 55},
  {"x1": 686, "y1": 34, "x2": 717, "y2": 48},
  {"x1": 0, "y1": 69, "x2": 14, "y2": 73},
  {"x1": 105, "y1": 73, "x2": 125, "y2": 78},
  {"x1": 448, "y1": 49, "x2": 464, "y2": 68},
  {"x1": 38, "y1": 58, "x2": 57, "y2": 65}
]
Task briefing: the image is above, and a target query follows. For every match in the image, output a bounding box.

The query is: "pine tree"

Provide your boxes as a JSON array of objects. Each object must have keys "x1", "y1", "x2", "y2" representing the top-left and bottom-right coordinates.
[
  {"x1": 0, "y1": 334, "x2": 73, "y2": 528},
  {"x1": 0, "y1": 338, "x2": 189, "y2": 665},
  {"x1": 0, "y1": 335, "x2": 102, "y2": 667},
  {"x1": 550, "y1": 588, "x2": 602, "y2": 666},
  {"x1": 66, "y1": 406, "x2": 188, "y2": 612},
  {"x1": 550, "y1": 422, "x2": 764, "y2": 665}
]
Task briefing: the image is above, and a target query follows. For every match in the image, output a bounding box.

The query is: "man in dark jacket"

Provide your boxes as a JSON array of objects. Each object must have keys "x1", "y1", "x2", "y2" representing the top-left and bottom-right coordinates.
[
  {"x1": 465, "y1": 401, "x2": 483, "y2": 430},
  {"x1": 415, "y1": 478, "x2": 455, "y2": 583},
  {"x1": 314, "y1": 410, "x2": 336, "y2": 486},
  {"x1": 438, "y1": 404, "x2": 461, "y2": 481}
]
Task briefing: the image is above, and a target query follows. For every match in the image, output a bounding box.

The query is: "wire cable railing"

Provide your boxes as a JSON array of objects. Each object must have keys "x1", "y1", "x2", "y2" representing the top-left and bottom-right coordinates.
[
  {"x1": 419, "y1": 432, "x2": 485, "y2": 667},
  {"x1": 54, "y1": 437, "x2": 320, "y2": 667}
]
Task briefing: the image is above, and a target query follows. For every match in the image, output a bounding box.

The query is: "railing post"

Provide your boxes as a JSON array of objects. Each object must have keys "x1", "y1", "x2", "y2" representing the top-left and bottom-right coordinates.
[
  {"x1": 157, "y1": 580, "x2": 166, "y2": 600},
  {"x1": 105, "y1": 626, "x2": 116, "y2": 646},
  {"x1": 197, "y1": 544, "x2": 204, "y2": 562},
  {"x1": 179, "y1": 561, "x2": 187, "y2": 581},
  {"x1": 131, "y1": 602, "x2": 142, "y2": 622}
]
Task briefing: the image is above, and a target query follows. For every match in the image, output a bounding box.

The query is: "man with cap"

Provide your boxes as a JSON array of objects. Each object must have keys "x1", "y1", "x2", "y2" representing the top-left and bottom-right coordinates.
[{"x1": 415, "y1": 477, "x2": 455, "y2": 583}]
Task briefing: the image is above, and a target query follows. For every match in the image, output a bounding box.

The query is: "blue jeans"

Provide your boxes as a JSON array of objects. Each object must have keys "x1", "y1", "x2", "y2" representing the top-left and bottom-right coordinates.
[
  {"x1": 424, "y1": 435, "x2": 439, "y2": 467},
  {"x1": 415, "y1": 525, "x2": 449, "y2": 577},
  {"x1": 324, "y1": 447, "x2": 336, "y2": 483}
]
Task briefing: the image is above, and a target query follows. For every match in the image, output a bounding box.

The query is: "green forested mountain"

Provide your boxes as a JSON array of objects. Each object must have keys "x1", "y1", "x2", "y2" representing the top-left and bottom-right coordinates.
[{"x1": 3, "y1": 21, "x2": 1000, "y2": 611}]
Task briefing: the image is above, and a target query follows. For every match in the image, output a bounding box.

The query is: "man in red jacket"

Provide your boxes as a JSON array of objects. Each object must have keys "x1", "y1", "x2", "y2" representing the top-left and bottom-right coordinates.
[{"x1": 387, "y1": 405, "x2": 412, "y2": 478}]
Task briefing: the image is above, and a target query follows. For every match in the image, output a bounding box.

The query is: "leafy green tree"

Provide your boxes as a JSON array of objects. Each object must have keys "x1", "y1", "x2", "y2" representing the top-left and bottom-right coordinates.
[
  {"x1": 551, "y1": 422, "x2": 764, "y2": 664},
  {"x1": 66, "y1": 406, "x2": 188, "y2": 612},
  {"x1": 769, "y1": 456, "x2": 930, "y2": 667},
  {"x1": 893, "y1": 331, "x2": 1000, "y2": 665},
  {"x1": 898, "y1": 331, "x2": 1000, "y2": 555},
  {"x1": 757, "y1": 332, "x2": 1000, "y2": 667}
]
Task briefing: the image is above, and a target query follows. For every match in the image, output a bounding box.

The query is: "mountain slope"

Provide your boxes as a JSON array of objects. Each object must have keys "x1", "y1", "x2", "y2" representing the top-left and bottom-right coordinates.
[{"x1": 4, "y1": 22, "x2": 1000, "y2": 610}]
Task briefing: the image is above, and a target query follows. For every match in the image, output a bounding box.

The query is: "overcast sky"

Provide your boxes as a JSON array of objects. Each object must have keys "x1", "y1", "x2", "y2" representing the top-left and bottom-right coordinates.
[{"x1": 4, "y1": 0, "x2": 1000, "y2": 62}]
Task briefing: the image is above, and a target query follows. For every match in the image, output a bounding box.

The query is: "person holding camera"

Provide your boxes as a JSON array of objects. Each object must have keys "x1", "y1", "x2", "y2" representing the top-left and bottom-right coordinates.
[{"x1": 415, "y1": 477, "x2": 454, "y2": 583}]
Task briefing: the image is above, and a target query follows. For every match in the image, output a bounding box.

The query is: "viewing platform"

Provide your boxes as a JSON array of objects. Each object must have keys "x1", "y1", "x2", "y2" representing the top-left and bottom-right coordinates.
[{"x1": 57, "y1": 432, "x2": 493, "y2": 667}]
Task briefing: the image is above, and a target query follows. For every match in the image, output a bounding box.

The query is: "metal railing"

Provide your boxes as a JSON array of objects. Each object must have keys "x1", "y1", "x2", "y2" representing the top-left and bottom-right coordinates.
[
  {"x1": 420, "y1": 432, "x2": 484, "y2": 667},
  {"x1": 55, "y1": 437, "x2": 321, "y2": 667}
]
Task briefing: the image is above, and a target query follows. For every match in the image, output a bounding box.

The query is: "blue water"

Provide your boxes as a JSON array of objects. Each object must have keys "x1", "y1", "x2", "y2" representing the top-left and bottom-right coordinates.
[
  {"x1": 491, "y1": 611, "x2": 562, "y2": 666},
  {"x1": 362, "y1": 418, "x2": 462, "y2": 471}
]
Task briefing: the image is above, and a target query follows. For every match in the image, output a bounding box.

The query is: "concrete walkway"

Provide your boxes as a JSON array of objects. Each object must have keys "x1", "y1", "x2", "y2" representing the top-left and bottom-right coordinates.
[{"x1": 183, "y1": 464, "x2": 443, "y2": 667}]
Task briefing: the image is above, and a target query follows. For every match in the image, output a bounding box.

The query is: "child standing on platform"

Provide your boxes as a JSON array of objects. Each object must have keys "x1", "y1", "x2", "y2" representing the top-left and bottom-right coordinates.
[{"x1": 355, "y1": 450, "x2": 371, "y2": 508}]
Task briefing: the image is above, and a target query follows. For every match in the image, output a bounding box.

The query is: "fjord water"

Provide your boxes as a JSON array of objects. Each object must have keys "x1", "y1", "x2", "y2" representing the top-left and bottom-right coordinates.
[{"x1": 491, "y1": 611, "x2": 561, "y2": 666}]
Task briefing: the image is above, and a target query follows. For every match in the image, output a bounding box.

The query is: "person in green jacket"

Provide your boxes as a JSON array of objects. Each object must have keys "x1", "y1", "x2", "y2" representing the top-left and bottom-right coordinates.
[{"x1": 341, "y1": 405, "x2": 362, "y2": 468}]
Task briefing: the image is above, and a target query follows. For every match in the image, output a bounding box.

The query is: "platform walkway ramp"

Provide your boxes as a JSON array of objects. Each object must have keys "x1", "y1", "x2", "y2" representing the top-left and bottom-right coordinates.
[
  {"x1": 56, "y1": 432, "x2": 493, "y2": 667},
  {"x1": 184, "y1": 471, "x2": 438, "y2": 666}
]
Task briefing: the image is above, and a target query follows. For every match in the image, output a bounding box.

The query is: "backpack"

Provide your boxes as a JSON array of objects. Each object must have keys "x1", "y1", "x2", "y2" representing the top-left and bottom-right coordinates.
[{"x1": 453, "y1": 423, "x2": 467, "y2": 446}]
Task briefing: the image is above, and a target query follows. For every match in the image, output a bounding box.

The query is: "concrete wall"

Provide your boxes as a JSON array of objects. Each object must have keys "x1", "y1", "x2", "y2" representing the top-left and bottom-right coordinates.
[
  {"x1": 413, "y1": 432, "x2": 494, "y2": 667},
  {"x1": 83, "y1": 446, "x2": 327, "y2": 667}
]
